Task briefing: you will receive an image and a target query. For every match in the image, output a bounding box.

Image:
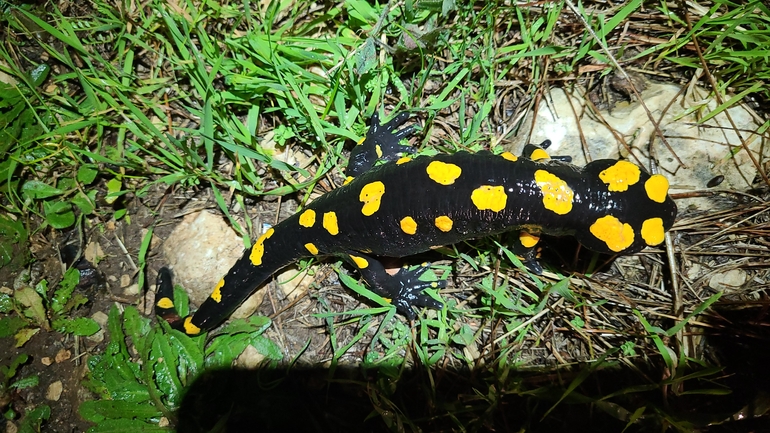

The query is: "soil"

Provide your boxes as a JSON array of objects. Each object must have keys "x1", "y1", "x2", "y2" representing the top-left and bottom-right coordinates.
[{"x1": 1, "y1": 184, "x2": 163, "y2": 433}]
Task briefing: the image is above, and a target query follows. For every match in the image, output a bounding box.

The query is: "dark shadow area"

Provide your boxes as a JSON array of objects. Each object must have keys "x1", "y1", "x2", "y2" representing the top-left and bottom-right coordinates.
[
  {"x1": 176, "y1": 326, "x2": 770, "y2": 433},
  {"x1": 700, "y1": 304, "x2": 770, "y2": 433}
]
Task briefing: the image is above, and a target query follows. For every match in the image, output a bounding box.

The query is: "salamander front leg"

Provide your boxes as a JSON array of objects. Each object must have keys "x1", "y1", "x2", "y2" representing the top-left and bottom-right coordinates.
[
  {"x1": 348, "y1": 111, "x2": 417, "y2": 177},
  {"x1": 344, "y1": 252, "x2": 444, "y2": 319}
]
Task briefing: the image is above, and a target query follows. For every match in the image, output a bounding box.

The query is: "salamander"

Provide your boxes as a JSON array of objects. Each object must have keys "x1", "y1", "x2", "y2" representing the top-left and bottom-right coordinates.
[{"x1": 156, "y1": 111, "x2": 677, "y2": 336}]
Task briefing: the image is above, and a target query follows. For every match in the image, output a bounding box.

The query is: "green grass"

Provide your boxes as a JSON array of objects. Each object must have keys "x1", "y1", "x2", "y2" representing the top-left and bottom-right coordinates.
[{"x1": 1, "y1": 0, "x2": 769, "y2": 431}]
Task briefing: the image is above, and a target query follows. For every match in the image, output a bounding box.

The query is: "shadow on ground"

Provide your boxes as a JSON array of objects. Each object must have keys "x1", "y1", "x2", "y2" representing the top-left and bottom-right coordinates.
[{"x1": 175, "y1": 308, "x2": 770, "y2": 433}]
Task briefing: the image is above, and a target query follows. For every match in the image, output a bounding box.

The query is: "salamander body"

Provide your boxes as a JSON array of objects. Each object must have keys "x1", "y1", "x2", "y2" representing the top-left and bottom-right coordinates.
[{"x1": 156, "y1": 112, "x2": 677, "y2": 335}]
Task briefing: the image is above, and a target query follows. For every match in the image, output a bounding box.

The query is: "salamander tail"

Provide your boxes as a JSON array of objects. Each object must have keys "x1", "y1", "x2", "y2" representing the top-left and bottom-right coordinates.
[{"x1": 154, "y1": 267, "x2": 190, "y2": 333}]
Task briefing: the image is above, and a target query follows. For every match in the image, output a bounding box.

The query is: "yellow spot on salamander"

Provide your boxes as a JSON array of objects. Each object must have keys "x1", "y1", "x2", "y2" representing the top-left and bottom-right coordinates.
[
  {"x1": 299, "y1": 209, "x2": 316, "y2": 228},
  {"x1": 530, "y1": 148, "x2": 550, "y2": 161},
  {"x1": 519, "y1": 232, "x2": 540, "y2": 248},
  {"x1": 435, "y1": 215, "x2": 453, "y2": 232},
  {"x1": 343, "y1": 176, "x2": 354, "y2": 185},
  {"x1": 645, "y1": 174, "x2": 670, "y2": 204},
  {"x1": 183, "y1": 317, "x2": 201, "y2": 335},
  {"x1": 500, "y1": 152, "x2": 518, "y2": 162},
  {"x1": 641, "y1": 217, "x2": 665, "y2": 246},
  {"x1": 534, "y1": 170, "x2": 574, "y2": 215},
  {"x1": 599, "y1": 160, "x2": 641, "y2": 192},
  {"x1": 589, "y1": 215, "x2": 635, "y2": 252},
  {"x1": 305, "y1": 243, "x2": 319, "y2": 255},
  {"x1": 376, "y1": 144, "x2": 383, "y2": 158},
  {"x1": 356, "y1": 137, "x2": 365, "y2": 145},
  {"x1": 360, "y1": 181, "x2": 385, "y2": 216},
  {"x1": 156, "y1": 297, "x2": 174, "y2": 309},
  {"x1": 249, "y1": 227, "x2": 274, "y2": 266},
  {"x1": 400, "y1": 216, "x2": 417, "y2": 235},
  {"x1": 323, "y1": 212, "x2": 339, "y2": 235},
  {"x1": 211, "y1": 279, "x2": 225, "y2": 303},
  {"x1": 396, "y1": 157, "x2": 412, "y2": 165},
  {"x1": 471, "y1": 185, "x2": 508, "y2": 212},
  {"x1": 426, "y1": 161, "x2": 462, "y2": 185},
  {"x1": 349, "y1": 254, "x2": 369, "y2": 269}
]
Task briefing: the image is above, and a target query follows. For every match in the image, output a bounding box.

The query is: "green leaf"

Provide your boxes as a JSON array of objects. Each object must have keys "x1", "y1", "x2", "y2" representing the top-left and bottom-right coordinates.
[
  {"x1": 14, "y1": 327, "x2": 40, "y2": 347},
  {"x1": 28, "y1": 64, "x2": 50, "y2": 87},
  {"x1": 78, "y1": 400, "x2": 161, "y2": 423},
  {"x1": 14, "y1": 287, "x2": 47, "y2": 327},
  {"x1": 52, "y1": 317, "x2": 101, "y2": 336},
  {"x1": 21, "y1": 180, "x2": 64, "y2": 200},
  {"x1": 71, "y1": 191, "x2": 96, "y2": 214},
  {"x1": 110, "y1": 380, "x2": 152, "y2": 404},
  {"x1": 172, "y1": 286, "x2": 189, "y2": 318},
  {"x1": 105, "y1": 178, "x2": 122, "y2": 204},
  {"x1": 249, "y1": 334, "x2": 282, "y2": 360},
  {"x1": 337, "y1": 268, "x2": 391, "y2": 308},
  {"x1": 18, "y1": 405, "x2": 50, "y2": 433},
  {"x1": 0, "y1": 316, "x2": 28, "y2": 338},
  {"x1": 549, "y1": 278, "x2": 577, "y2": 303},
  {"x1": 0, "y1": 214, "x2": 27, "y2": 267},
  {"x1": 205, "y1": 333, "x2": 252, "y2": 368},
  {"x1": 216, "y1": 316, "x2": 271, "y2": 335},
  {"x1": 44, "y1": 201, "x2": 76, "y2": 229},
  {"x1": 354, "y1": 37, "x2": 377, "y2": 76},
  {"x1": 346, "y1": 0, "x2": 378, "y2": 23},
  {"x1": 51, "y1": 267, "x2": 80, "y2": 314},
  {"x1": 168, "y1": 329, "x2": 205, "y2": 382},
  {"x1": 0, "y1": 292, "x2": 16, "y2": 313},
  {"x1": 149, "y1": 332, "x2": 183, "y2": 406},
  {"x1": 83, "y1": 418, "x2": 167, "y2": 433},
  {"x1": 10, "y1": 375, "x2": 39, "y2": 390},
  {"x1": 77, "y1": 165, "x2": 99, "y2": 184},
  {"x1": 123, "y1": 307, "x2": 151, "y2": 355},
  {"x1": 665, "y1": 291, "x2": 723, "y2": 337},
  {"x1": 2, "y1": 353, "x2": 29, "y2": 378},
  {"x1": 450, "y1": 324, "x2": 474, "y2": 346}
]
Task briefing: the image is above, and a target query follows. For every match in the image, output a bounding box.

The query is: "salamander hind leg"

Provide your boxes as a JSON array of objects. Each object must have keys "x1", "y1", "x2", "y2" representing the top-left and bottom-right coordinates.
[
  {"x1": 522, "y1": 141, "x2": 572, "y2": 163},
  {"x1": 344, "y1": 252, "x2": 445, "y2": 319},
  {"x1": 509, "y1": 230, "x2": 545, "y2": 274}
]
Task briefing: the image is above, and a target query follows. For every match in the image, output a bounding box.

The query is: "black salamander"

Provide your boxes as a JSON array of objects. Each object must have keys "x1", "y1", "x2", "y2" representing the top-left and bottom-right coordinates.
[{"x1": 156, "y1": 112, "x2": 677, "y2": 336}]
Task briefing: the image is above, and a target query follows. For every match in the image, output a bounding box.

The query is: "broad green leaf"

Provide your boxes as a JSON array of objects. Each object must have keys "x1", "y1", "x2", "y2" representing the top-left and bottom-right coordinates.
[
  {"x1": 51, "y1": 267, "x2": 79, "y2": 314},
  {"x1": 550, "y1": 278, "x2": 577, "y2": 303},
  {"x1": 14, "y1": 327, "x2": 39, "y2": 347},
  {"x1": 105, "y1": 178, "x2": 122, "y2": 204},
  {"x1": 52, "y1": 317, "x2": 101, "y2": 336},
  {"x1": 21, "y1": 180, "x2": 64, "y2": 200},
  {"x1": 83, "y1": 418, "x2": 166, "y2": 433},
  {"x1": 0, "y1": 316, "x2": 27, "y2": 337},
  {"x1": 71, "y1": 191, "x2": 97, "y2": 214},
  {"x1": 0, "y1": 213, "x2": 27, "y2": 267},
  {"x1": 43, "y1": 201, "x2": 76, "y2": 229},
  {"x1": 14, "y1": 287, "x2": 46, "y2": 327},
  {"x1": 77, "y1": 165, "x2": 99, "y2": 184},
  {"x1": 79, "y1": 400, "x2": 161, "y2": 423},
  {"x1": 10, "y1": 375, "x2": 39, "y2": 390}
]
